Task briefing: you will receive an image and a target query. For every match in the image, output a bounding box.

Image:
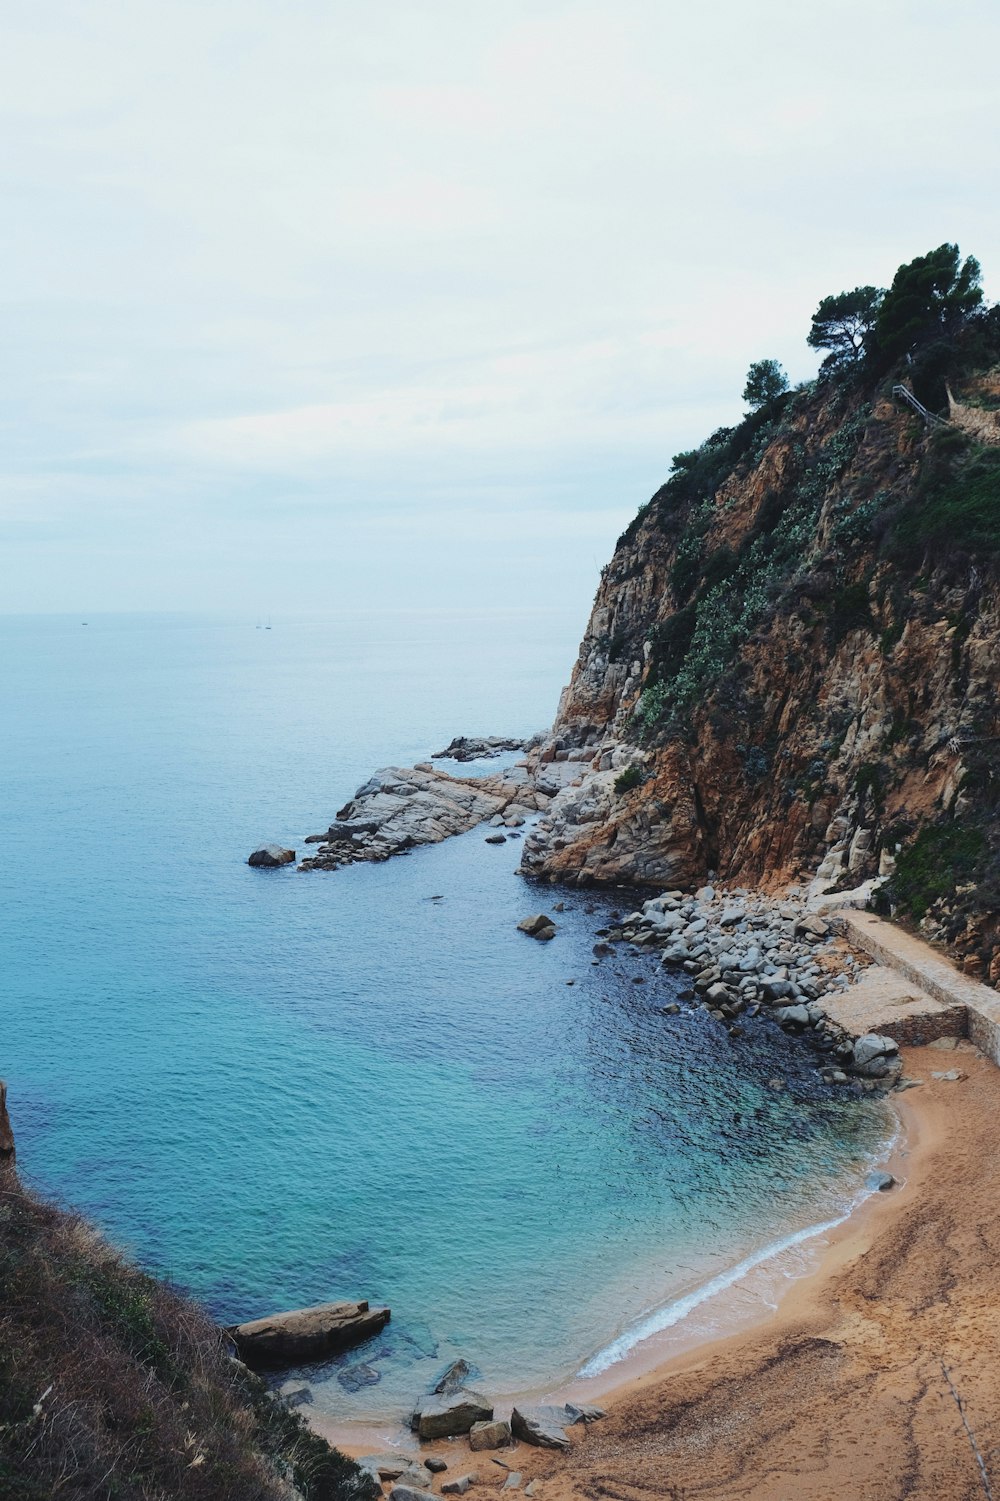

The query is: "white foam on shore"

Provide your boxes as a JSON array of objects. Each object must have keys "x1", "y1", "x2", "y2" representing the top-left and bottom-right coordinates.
[{"x1": 577, "y1": 1177, "x2": 886, "y2": 1378}]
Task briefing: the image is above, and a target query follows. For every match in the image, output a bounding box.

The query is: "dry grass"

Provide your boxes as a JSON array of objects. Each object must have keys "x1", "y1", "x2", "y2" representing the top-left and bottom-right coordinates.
[{"x1": 0, "y1": 1166, "x2": 377, "y2": 1501}]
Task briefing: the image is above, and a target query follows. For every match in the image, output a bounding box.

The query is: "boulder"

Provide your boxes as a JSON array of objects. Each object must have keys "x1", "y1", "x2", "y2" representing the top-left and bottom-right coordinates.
[
  {"x1": 510, "y1": 1403, "x2": 576, "y2": 1449},
  {"x1": 360, "y1": 1456, "x2": 430, "y2": 1488},
  {"x1": 247, "y1": 844, "x2": 295, "y2": 868},
  {"x1": 0, "y1": 1081, "x2": 14, "y2": 1165},
  {"x1": 852, "y1": 1033, "x2": 899, "y2": 1068},
  {"x1": 774, "y1": 1004, "x2": 810, "y2": 1027},
  {"x1": 469, "y1": 1419, "x2": 511, "y2": 1451},
  {"x1": 390, "y1": 1487, "x2": 433, "y2": 1501},
  {"x1": 865, "y1": 1171, "x2": 896, "y2": 1192},
  {"x1": 231, "y1": 1299, "x2": 389, "y2": 1368},
  {"x1": 518, "y1": 914, "x2": 557, "y2": 938},
  {"x1": 410, "y1": 1388, "x2": 493, "y2": 1440},
  {"x1": 441, "y1": 1475, "x2": 478, "y2": 1496},
  {"x1": 485, "y1": 834, "x2": 507, "y2": 845}
]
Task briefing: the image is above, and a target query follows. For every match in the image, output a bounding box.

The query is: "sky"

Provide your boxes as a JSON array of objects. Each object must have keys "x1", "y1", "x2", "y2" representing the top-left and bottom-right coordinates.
[{"x1": 2, "y1": 0, "x2": 999, "y2": 619}]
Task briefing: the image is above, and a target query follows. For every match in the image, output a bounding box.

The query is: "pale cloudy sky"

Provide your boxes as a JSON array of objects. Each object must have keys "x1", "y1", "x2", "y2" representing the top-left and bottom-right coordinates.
[{"x1": 2, "y1": 0, "x2": 998, "y2": 617}]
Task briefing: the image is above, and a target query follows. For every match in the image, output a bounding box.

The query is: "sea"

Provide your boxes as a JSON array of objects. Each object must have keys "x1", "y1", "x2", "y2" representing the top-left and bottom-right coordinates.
[{"x1": 0, "y1": 609, "x2": 894, "y2": 1420}]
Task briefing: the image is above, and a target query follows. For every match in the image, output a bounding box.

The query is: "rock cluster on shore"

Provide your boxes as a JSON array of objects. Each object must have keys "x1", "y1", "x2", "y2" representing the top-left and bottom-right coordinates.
[{"x1": 598, "y1": 884, "x2": 904, "y2": 1085}]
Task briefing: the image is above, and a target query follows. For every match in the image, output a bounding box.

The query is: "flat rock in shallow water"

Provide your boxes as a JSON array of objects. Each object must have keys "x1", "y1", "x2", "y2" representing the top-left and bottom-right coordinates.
[{"x1": 231, "y1": 1298, "x2": 389, "y2": 1368}]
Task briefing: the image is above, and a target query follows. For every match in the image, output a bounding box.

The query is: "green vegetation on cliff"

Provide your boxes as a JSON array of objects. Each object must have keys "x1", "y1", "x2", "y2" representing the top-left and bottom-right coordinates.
[
  {"x1": 579, "y1": 243, "x2": 1000, "y2": 977},
  {"x1": 0, "y1": 1167, "x2": 377, "y2": 1501}
]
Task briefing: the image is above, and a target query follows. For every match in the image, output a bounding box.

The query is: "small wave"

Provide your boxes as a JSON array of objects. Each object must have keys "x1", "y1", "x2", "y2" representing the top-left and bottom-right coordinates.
[{"x1": 577, "y1": 1180, "x2": 884, "y2": 1378}]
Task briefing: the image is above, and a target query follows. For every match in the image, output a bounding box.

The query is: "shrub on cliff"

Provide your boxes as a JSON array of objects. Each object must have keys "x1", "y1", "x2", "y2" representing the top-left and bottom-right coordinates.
[
  {"x1": 875, "y1": 243, "x2": 983, "y2": 364},
  {"x1": 882, "y1": 823, "x2": 987, "y2": 920},
  {"x1": 0, "y1": 1168, "x2": 377, "y2": 1501},
  {"x1": 743, "y1": 359, "x2": 788, "y2": 410},
  {"x1": 807, "y1": 285, "x2": 884, "y2": 370}
]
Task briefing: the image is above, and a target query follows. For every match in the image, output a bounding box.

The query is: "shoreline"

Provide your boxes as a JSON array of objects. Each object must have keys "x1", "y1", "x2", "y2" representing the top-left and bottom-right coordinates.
[
  {"x1": 316, "y1": 1046, "x2": 1000, "y2": 1500},
  {"x1": 307, "y1": 1090, "x2": 912, "y2": 1456}
]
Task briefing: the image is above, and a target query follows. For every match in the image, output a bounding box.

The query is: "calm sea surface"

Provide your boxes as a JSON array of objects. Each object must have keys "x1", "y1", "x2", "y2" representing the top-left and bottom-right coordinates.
[{"x1": 0, "y1": 610, "x2": 892, "y2": 1417}]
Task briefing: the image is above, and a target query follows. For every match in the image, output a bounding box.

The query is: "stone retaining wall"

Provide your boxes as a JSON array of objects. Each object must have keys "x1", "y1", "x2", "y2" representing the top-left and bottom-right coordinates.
[{"x1": 830, "y1": 909, "x2": 1000, "y2": 1064}]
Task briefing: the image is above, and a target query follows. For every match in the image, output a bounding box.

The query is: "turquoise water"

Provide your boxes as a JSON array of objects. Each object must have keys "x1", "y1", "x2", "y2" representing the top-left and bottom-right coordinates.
[{"x1": 0, "y1": 611, "x2": 892, "y2": 1418}]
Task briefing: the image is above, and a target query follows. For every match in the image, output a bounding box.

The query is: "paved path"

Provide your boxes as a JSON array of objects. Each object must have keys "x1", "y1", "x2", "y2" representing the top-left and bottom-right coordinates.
[{"x1": 825, "y1": 908, "x2": 1000, "y2": 1061}]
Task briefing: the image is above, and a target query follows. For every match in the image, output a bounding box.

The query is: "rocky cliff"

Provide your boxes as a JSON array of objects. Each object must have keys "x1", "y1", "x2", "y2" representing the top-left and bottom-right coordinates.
[{"x1": 520, "y1": 344, "x2": 1000, "y2": 984}]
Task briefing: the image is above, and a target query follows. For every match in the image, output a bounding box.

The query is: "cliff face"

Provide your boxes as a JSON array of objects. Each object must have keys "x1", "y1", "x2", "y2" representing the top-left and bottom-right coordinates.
[{"x1": 521, "y1": 360, "x2": 1000, "y2": 983}]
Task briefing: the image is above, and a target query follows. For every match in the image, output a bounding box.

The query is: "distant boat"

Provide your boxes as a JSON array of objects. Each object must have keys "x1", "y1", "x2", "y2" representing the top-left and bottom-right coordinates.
[{"x1": 265, "y1": 616, "x2": 272, "y2": 630}]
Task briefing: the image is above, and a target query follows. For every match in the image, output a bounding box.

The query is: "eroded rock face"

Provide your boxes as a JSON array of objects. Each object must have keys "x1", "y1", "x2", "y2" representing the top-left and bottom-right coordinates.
[
  {"x1": 512, "y1": 381, "x2": 1000, "y2": 981},
  {"x1": 0, "y1": 1081, "x2": 15, "y2": 1166},
  {"x1": 230, "y1": 1298, "x2": 389, "y2": 1368}
]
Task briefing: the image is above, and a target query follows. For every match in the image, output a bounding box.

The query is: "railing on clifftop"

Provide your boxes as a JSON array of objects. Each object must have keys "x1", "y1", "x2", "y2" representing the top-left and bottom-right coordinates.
[{"x1": 892, "y1": 383, "x2": 952, "y2": 429}]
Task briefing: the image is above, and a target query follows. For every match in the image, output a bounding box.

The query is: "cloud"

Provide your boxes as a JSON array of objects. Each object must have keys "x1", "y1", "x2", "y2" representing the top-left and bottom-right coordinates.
[{"x1": 1, "y1": 0, "x2": 998, "y2": 612}]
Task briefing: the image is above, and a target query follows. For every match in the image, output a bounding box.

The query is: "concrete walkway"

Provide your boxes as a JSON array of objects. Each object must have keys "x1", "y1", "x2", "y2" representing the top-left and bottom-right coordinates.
[{"x1": 825, "y1": 908, "x2": 1000, "y2": 1062}]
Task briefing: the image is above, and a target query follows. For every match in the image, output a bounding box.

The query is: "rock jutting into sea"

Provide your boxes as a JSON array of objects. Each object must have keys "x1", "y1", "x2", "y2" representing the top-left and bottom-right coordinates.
[
  {"x1": 432, "y1": 735, "x2": 527, "y2": 761},
  {"x1": 229, "y1": 1298, "x2": 390, "y2": 1369},
  {"x1": 296, "y1": 753, "x2": 582, "y2": 871},
  {"x1": 247, "y1": 843, "x2": 296, "y2": 868},
  {"x1": 0, "y1": 1080, "x2": 15, "y2": 1166}
]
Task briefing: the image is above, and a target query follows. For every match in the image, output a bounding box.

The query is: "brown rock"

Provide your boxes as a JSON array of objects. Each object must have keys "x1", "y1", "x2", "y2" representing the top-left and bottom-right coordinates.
[
  {"x1": 0, "y1": 1081, "x2": 14, "y2": 1166},
  {"x1": 230, "y1": 1299, "x2": 389, "y2": 1368},
  {"x1": 469, "y1": 1419, "x2": 512, "y2": 1450}
]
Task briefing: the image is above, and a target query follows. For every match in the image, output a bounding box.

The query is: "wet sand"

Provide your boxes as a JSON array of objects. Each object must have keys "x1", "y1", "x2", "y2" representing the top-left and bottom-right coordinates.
[{"x1": 319, "y1": 1044, "x2": 1000, "y2": 1498}]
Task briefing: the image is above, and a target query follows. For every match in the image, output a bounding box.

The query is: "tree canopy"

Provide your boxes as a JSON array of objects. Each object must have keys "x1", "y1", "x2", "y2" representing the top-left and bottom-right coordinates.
[
  {"x1": 875, "y1": 243, "x2": 983, "y2": 361},
  {"x1": 743, "y1": 358, "x2": 788, "y2": 410},
  {"x1": 807, "y1": 285, "x2": 883, "y2": 366}
]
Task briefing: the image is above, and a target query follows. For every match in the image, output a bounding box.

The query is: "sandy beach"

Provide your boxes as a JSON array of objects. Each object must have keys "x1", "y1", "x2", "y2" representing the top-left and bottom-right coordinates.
[{"x1": 320, "y1": 1043, "x2": 1000, "y2": 1499}]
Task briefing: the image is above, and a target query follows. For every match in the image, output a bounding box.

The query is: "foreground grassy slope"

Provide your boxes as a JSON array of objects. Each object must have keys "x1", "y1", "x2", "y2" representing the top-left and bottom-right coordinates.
[{"x1": 0, "y1": 1164, "x2": 377, "y2": 1501}]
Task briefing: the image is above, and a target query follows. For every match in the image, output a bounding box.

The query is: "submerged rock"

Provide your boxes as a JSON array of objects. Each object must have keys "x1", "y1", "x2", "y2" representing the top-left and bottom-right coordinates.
[
  {"x1": 432, "y1": 1358, "x2": 478, "y2": 1395},
  {"x1": 337, "y1": 1360, "x2": 381, "y2": 1392}
]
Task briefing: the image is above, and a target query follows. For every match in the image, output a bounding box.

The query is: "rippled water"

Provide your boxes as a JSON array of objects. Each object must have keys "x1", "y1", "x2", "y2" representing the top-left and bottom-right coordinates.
[{"x1": 0, "y1": 610, "x2": 892, "y2": 1418}]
